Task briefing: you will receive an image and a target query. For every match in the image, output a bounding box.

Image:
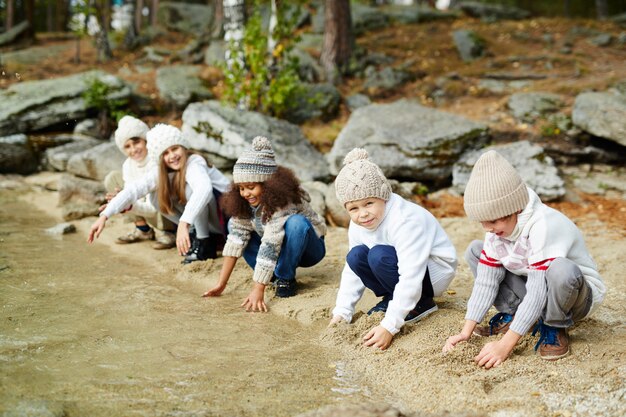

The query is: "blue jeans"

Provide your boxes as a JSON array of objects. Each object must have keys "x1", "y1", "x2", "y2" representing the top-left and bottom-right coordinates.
[
  {"x1": 347, "y1": 244, "x2": 433, "y2": 300},
  {"x1": 242, "y1": 214, "x2": 326, "y2": 281}
]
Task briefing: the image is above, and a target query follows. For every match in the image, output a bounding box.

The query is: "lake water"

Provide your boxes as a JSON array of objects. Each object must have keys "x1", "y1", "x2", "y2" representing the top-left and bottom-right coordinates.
[{"x1": 0, "y1": 191, "x2": 370, "y2": 417}]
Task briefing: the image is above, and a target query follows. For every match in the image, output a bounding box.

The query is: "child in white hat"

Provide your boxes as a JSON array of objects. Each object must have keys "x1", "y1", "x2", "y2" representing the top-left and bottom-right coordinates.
[
  {"x1": 88, "y1": 124, "x2": 231, "y2": 264},
  {"x1": 329, "y1": 148, "x2": 457, "y2": 350},
  {"x1": 102, "y1": 115, "x2": 176, "y2": 250},
  {"x1": 443, "y1": 150, "x2": 606, "y2": 365},
  {"x1": 202, "y1": 136, "x2": 326, "y2": 310}
]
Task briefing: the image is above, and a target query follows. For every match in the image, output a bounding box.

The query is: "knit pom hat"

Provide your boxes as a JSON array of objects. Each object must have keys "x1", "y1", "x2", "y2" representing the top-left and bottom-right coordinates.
[
  {"x1": 114, "y1": 115, "x2": 149, "y2": 153},
  {"x1": 146, "y1": 124, "x2": 189, "y2": 163},
  {"x1": 463, "y1": 150, "x2": 529, "y2": 222},
  {"x1": 232, "y1": 136, "x2": 278, "y2": 183},
  {"x1": 334, "y1": 148, "x2": 392, "y2": 206}
]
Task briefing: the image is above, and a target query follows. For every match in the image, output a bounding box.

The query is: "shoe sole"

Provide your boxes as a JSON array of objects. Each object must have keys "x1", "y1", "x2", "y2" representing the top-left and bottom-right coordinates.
[
  {"x1": 405, "y1": 305, "x2": 438, "y2": 324},
  {"x1": 539, "y1": 349, "x2": 570, "y2": 361}
]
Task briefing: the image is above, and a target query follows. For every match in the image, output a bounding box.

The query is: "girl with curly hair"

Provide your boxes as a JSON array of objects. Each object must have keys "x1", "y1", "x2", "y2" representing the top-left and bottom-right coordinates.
[
  {"x1": 202, "y1": 136, "x2": 327, "y2": 311},
  {"x1": 88, "y1": 124, "x2": 230, "y2": 264}
]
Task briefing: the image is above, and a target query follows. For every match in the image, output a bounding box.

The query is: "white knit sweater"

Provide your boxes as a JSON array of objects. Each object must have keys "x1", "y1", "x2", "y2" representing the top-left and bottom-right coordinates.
[
  {"x1": 121, "y1": 156, "x2": 156, "y2": 216},
  {"x1": 332, "y1": 193, "x2": 458, "y2": 335},
  {"x1": 102, "y1": 155, "x2": 230, "y2": 225},
  {"x1": 465, "y1": 188, "x2": 606, "y2": 335}
]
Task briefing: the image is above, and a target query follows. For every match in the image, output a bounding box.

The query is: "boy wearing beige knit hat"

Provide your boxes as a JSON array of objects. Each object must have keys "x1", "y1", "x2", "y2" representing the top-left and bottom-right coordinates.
[
  {"x1": 102, "y1": 115, "x2": 176, "y2": 250},
  {"x1": 443, "y1": 150, "x2": 606, "y2": 366},
  {"x1": 330, "y1": 148, "x2": 457, "y2": 350},
  {"x1": 89, "y1": 124, "x2": 231, "y2": 264}
]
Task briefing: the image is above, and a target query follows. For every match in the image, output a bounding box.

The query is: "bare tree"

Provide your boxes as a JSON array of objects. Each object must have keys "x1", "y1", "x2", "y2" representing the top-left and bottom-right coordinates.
[
  {"x1": 94, "y1": 0, "x2": 113, "y2": 62},
  {"x1": 223, "y1": 0, "x2": 246, "y2": 69},
  {"x1": 212, "y1": 0, "x2": 224, "y2": 38},
  {"x1": 320, "y1": 0, "x2": 354, "y2": 84},
  {"x1": 24, "y1": 0, "x2": 35, "y2": 38},
  {"x1": 5, "y1": 0, "x2": 14, "y2": 30},
  {"x1": 151, "y1": 0, "x2": 159, "y2": 27},
  {"x1": 596, "y1": 0, "x2": 608, "y2": 20},
  {"x1": 135, "y1": 0, "x2": 144, "y2": 32}
]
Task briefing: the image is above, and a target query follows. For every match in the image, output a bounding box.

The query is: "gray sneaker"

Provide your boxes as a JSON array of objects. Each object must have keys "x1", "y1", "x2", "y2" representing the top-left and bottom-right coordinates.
[
  {"x1": 152, "y1": 232, "x2": 176, "y2": 250},
  {"x1": 116, "y1": 227, "x2": 154, "y2": 244}
]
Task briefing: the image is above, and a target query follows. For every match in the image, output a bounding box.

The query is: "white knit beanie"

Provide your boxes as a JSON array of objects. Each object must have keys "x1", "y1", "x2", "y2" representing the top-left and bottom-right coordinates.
[
  {"x1": 146, "y1": 124, "x2": 190, "y2": 164},
  {"x1": 232, "y1": 136, "x2": 278, "y2": 183},
  {"x1": 114, "y1": 115, "x2": 149, "y2": 153},
  {"x1": 463, "y1": 150, "x2": 529, "y2": 222},
  {"x1": 334, "y1": 148, "x2": 392, "y2": 206}
]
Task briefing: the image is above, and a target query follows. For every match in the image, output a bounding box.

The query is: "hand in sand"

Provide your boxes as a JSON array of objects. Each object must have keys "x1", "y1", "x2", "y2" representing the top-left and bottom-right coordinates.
[
  {"x1": 87, "y1": 216, "x2": 107, "y2": 243},
  {"x1": 176, "y1": 222, "x2": 191, "y2": 256},
  {"x1": 442, "y1": 333, "x2": 470, "y2": 353},
  {"x1": 328, "y1": 315, "x2": 345, "y2": 327},
  {"x1": 474, "y1": 340, "x2": 512, "y2": 369},
  {"x1": 363, "y1": 325, "x2": 393, "y2": 350},
  {"x1": 241, "y1": 283, "x2": 267, "y2": 312},
  {"x1": 202, "y1": 283, "x2": 226, "y2": 297}
]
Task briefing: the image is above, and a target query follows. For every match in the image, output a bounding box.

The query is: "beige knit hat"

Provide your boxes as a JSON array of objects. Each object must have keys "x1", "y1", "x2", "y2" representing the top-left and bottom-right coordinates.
[
  {"x1": 146, "y1": 124, "x2": 190, "y2": 164},
  {"x1": 114, "y1": 115, "x2": 149, "y2": 153},
  {"x1": 334, "y1": 148, "x2": 392, "y2": 206},
  {"x1": 463, "y1": 150, "x2": 529, "y2": 222},
  {"x1": 232, "y1": 136, "x2": 278, "y2": 183}
]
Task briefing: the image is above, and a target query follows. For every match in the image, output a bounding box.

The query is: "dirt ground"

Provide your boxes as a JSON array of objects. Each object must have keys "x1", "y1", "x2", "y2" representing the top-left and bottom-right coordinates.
[{"x1": 16, "y1": 172, "x2": 626, "y2": 417}]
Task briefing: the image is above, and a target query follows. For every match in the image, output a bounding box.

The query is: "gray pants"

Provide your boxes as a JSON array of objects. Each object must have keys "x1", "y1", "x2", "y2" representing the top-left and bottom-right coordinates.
[{"x1": 466, "y1": 240, "x2": 592, "y2": 329}]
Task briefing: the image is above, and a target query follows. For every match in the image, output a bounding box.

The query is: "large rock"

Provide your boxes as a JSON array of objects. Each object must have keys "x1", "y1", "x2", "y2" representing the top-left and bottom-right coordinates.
[
  {"x1": 156, "y1": 65, "x2": 213, "y2": 109},
  {"x1": 0, "y1": 143, "x2": 38, "y2": 175},
  {"x1": 327, "y1": 100, "x2": 488, "y2": 185},
  {"x1": 572, "y1": 90, "x2": 626, "y2": 147},
  {"x1": 453, "y1": 29, "x2": 486, "y2": 62},
  {"x1": 458, "y1": 1, "x2": 531, "y2": 21},
  {"x1": 508, "y1": 92, "x2": 563, "y2": 122},
  {"x1": 181, "y1": 101, "x2": 330, "y2": 181},
  {"x1": 0, "y1": 70, "x2": 130, "y2": 136},
  {"x1": 157, "y1": 1, "x2": 214, "y2": 34},
  {"x1": 284, "y1": 83, "x2": 341, "y2": 124},
  {"x1": 452, "y1": 141, "x2": 565, "y2": 201},
  {"x1": 66, "y1": 142, "x2": 126, "y2": 181},
  {"x1": 44, "y1": 136, "x2": 102, "y2": 172}
]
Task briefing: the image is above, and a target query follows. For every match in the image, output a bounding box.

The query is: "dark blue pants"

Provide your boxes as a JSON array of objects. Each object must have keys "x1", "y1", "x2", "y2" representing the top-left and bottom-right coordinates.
[
  {"x1": 243, "y1": 215, "x2": 326, "y2": 281},
  {"x1": 346, "y1": 244, "x2": 433, "y2": 300}
]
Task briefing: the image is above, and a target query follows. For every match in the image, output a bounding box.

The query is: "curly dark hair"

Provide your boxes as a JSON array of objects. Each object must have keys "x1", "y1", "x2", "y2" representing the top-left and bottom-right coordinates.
[{"x1": 221, "y1": 166, "x2": 305, "y2": 222}]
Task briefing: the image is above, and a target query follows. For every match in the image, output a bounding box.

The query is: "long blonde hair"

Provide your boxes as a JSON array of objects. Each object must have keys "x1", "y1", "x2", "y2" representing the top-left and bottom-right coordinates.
[{"x1": 157, "y1": 147, "x2": 190, "y2": 215}]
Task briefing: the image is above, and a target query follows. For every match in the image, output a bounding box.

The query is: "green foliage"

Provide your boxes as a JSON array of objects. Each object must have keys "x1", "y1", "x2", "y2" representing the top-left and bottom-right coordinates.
[
  {"x1": 81, "y1": 77, "x2": 129, "y2": 122},
  {"x1": 221, "y1": 1, "x2": 305, "y2": 118}
]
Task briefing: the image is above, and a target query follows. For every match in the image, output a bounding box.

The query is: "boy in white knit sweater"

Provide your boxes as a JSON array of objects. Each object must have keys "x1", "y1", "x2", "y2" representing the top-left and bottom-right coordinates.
[
  {"x1": 329, "y1": 149, "x2": 457, "y2": 350},
  {"x1": 443, "y1": 150, "x2": 606, "y2": 366}
]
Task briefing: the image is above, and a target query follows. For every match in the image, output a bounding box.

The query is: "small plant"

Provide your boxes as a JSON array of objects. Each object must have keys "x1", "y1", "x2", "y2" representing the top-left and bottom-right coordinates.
[
  {"x1": 221, "y1": 1, "x2": 305, "y2": 118},
  {"x1": 82, "y1": 77, "x2": 129, "y2": 138}
]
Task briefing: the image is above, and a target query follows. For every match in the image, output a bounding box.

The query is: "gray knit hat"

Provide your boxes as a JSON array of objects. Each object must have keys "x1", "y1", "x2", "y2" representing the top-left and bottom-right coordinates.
[
  {"x1": 232, "y1": 136, "x2": 278, "y2": 183},
  {"x1": 114, "y1": 115, "x2": 149, "y2": 153},
  {"x1": 334, "y1": 148, "x2": 392, "y2": 206},
  {"x1": 146, "y1": 124, "x2": 190, "y2": 164},
  {"x1": 463, "y1": 150, "x2": 529, "y2": 222}
]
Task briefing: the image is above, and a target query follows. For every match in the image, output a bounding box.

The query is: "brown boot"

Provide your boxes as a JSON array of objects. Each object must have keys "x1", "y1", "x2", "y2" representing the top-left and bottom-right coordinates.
[
  {"x1": 533, "y1": 322, "x2": 570, "y2": 361},
  {"x1": 473, "y1": 312, "x2": 513, "y2": 337}
]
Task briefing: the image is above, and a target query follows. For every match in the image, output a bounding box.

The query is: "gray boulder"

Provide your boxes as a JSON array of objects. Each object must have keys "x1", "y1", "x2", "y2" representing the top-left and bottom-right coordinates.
[
  {"x1": 453, "y1": 29, "x2": 486, "y2": 62},
  {"x1": 0, "y1": 134, "x2": 28, "y2": 145},
  {"x1": 44, "y1": 137, "x2": 102, "y2": 172},
  {"x1": 66, "y1": 142, "x2": 126, "y2": 181},
  {"x1": 181, "y1": 101, "x2": 330, "y2": 181},
  {"x1": 0, "y1": 143, "x2": 38, "y2": 175},
  {"x1": 157, "y1": 1, "x2": 214, "y2": 34},
  {"x1": 458, "y1": 1, "x2": 531, "y2": 21},
  {"x1": 508, "y1": 92, "x2": 563, "y2": 122},
  {"x1": 453, "y1": 141, "x2": 565, "y2": 201},
  {"x1": 58, "y1": 174, "x2": 106, "y2": 220},
  {"x1": 0, "y1": 21, "x2": 30, "y2": 46},
  {"x1": 327, "y1": 100, "x2": 488, "y2": 185},
  {"x1": 285, "y1": 83, "x2": 341, "y2": 124},
  {"x1": 156, "y1": 65, "x2": 213, "y2": 109},
  {"x1": 0, "y1": 70, "x2": 130, "y2": 136},
  {"x1": 382, "y1": 4, "x2": 459, "y2": 24},
  {"x1": 204, "y1": 40, "x2": 227, "y2": 67},
  {"x1": 572, "y1": 90, "x2": 626, "y2": 147}
]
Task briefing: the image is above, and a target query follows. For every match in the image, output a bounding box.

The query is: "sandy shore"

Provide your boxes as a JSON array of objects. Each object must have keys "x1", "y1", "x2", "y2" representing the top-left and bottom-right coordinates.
[{"x1": 21, "y1": 172, "x2": 626, "y2": 417}]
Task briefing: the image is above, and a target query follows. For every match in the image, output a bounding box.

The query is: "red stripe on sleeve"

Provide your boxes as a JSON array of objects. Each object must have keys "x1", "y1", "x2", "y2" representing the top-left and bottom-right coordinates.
[{"x1": 529, "y1": 258, "x2": 555, "y2": 271}]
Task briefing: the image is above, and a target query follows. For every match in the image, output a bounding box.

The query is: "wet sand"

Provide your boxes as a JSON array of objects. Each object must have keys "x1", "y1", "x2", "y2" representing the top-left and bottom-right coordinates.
[{"x1": 4, "y1": 172, "x2": 625, "y2": 417}]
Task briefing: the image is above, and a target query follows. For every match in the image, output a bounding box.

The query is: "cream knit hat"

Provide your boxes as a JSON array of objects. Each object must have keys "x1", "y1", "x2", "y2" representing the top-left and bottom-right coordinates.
[
  {"x1": 114, "y1": 115, "x2": 149, "y2": 153},
  {"x1": 232, "y1": 136, "x2": 278, "y2": 183},
  {"x1": 334, "y1": 148, "x2": 392, "y2": 206},
  {"x1": 146, "y1": 124, "x2": 190, "y2": 164},
  {"x1": 463, "y1": 150, "x2": 529, "y2": 222}
]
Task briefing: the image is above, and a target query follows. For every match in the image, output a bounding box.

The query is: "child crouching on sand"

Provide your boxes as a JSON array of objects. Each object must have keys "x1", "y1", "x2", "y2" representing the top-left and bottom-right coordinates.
[
  {"x1": 329, "y1": 149, "x2": 457, "y2": 350},
  {"x1": 443, "y1": 150, "x2": 606, "y2": 367},
  {"x1": 88, "y1": 124, "x2": 230, "y2": 264},
  {"x1": 202, "y1": 136, "x2": 326, "y2": 311}
]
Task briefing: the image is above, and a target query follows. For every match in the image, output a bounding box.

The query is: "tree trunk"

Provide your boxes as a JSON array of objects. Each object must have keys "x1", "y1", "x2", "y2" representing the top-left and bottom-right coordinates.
[
  {"x1": 136, "y1": 0, "x2": 144, "y2": 32},
  {"x1": 151, "y1": 0, "x2": 159, "y2": 27},
  {"x1": 563, "y1": 0, "x2": 571, "y2": 18},
  {"x1": 268, "y1": 0, "x2": 278, "y2": 54},
  {"x1": 212, "y1": 0, "x2": 224, "y2": 38},
  {"x1": 24, "y1": 0, "x2": 36, "y2": 38},
  {"x1": 223, "y1": 0, "x2": 246, "y2": 69},
  {"x1": 595, "y1": 0, "x2": 608, "y2": 19},
  {"x1": 6, "y1": 0, "x2": 14, "y2": 30},
  {"x1": 320, "y1": 0, "x2": 353, "y2": 84},
  {"x1": 47, "y1": 0, "x2": 54, "y2": 31},
  {"x1": 95, "y1": 0, "x2": 113, "y2": 62}
]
